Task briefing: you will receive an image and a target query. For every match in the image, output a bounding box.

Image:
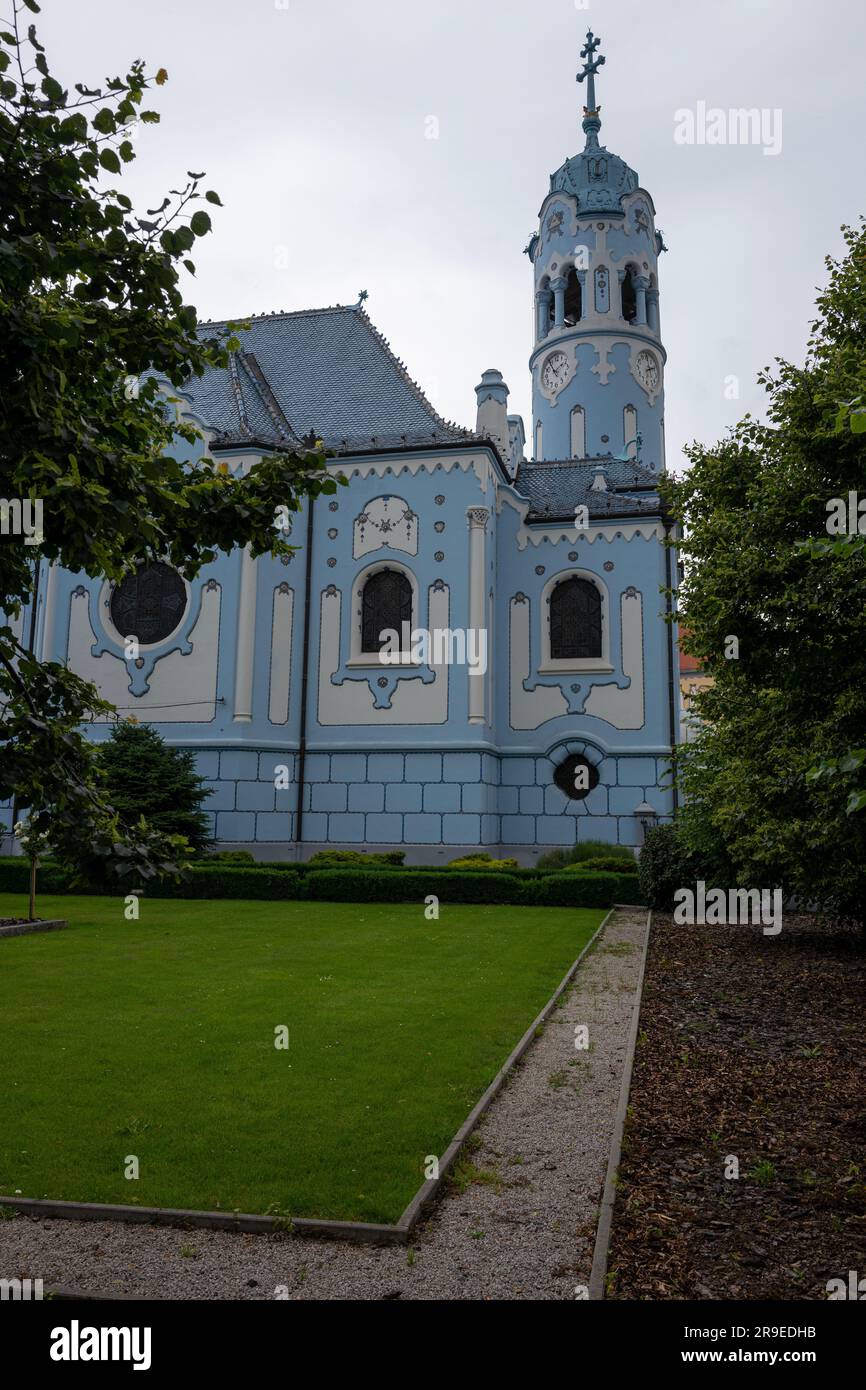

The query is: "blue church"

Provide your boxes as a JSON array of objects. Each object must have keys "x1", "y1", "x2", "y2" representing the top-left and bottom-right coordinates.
[{"x1": 10, "y1": 32, "x2": 679, "y2": 864}]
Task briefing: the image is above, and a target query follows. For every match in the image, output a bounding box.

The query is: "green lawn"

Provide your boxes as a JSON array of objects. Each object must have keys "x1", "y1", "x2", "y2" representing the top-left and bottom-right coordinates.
[{"x1": 0, "y1": 893, "x2": 602, "y2": 1224}]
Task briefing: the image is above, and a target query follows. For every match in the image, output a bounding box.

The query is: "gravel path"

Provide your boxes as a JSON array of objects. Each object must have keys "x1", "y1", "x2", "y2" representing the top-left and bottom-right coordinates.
[{"x1": 0, "y1": 908, "x2": 648, "y2": 1301}]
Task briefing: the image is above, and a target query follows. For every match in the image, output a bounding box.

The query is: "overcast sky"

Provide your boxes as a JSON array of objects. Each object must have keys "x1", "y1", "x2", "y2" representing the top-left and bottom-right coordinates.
[{"x1": 38, "y1": 0, "x2": 866, "y2": 472}]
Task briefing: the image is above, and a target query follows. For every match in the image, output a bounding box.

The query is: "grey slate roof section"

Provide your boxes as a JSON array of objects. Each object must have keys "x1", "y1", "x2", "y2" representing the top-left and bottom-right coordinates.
[
  {"x1": 187, "y1": 304, "x2": 472, "y2": 452},
  {"x1": 515, "y1": 456, "x2": 662, "y2": 520}
]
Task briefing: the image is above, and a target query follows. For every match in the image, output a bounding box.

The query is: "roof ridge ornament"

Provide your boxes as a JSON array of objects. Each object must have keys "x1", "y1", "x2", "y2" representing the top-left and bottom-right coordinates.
[{"x1": 576, "y1": 28, "x2": 605, "y2": 149}]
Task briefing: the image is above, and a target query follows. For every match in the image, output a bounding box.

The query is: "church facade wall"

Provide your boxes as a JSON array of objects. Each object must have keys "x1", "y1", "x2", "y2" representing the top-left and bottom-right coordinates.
[{"x1": 5, "y1": 440, "x2": 676, "y2": 864}]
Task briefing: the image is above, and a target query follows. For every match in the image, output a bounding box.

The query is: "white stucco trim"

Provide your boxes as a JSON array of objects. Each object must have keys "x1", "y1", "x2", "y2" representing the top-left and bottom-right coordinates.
[
  {"x1": 353, "y1": 494, "x2": 418, "y2": 559},
  {"x1": 516, "y1": 520, "x2": 664, "y2": 550},
  {"x1": 233, "y1": 546, "x2": 258, "y2": 723},
  {"x1": 268, "y1": 584, "x2": 294, "y2": 725},
  {"x1": 334, "y1": 451, "x2": 493, "y2": 494}
]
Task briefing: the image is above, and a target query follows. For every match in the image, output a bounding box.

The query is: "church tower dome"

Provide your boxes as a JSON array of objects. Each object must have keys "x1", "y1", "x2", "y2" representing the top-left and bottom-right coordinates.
[{"x1": 526, "y1": 30, "x2": 667, "y2": 471}]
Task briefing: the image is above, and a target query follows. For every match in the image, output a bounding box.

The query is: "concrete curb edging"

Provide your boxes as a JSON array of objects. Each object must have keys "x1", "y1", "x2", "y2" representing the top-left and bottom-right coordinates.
[
  {"x1": 397, "y1": 906, "x2": 614, "y2": 1233},
  {"x1": 587, "y1": 907, "x2": 652, "y2": 1301},
  {"x1": 0, "y1": 908, "x2": 614, "y2": 1251},
  {"x1": 0, "y1": 918, "x2": 68, "y2": 938}
]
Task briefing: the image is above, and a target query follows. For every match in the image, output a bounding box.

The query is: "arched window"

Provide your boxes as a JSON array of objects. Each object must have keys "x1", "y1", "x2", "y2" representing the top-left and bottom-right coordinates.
[
  {"x1": 564, "y1": 268, "x2": 582, "y2": 325},
  {"x1": 570, "y1": 405, "x2": 586, "y2": 458},
  {"x1": 549, "y1": 576, "x2": 602, "y2": 659},
  {"x1": 621, "y1": 266, "x2": 637, "y2": 324},
  {"x1": 623, "y1": 404, "x2": 637, "y2": 453},
  {"x1": 360, "y1": 568, "x2": 412, "y2": 652},
  {"x1": 535, "y1": 420, "x2": 543, "y2": 460}
]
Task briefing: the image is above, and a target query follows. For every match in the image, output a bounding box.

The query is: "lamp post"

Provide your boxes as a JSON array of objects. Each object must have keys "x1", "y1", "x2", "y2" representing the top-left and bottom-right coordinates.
[{"x1": 634, "y1": 801, "x2": 658, "y2": 847}]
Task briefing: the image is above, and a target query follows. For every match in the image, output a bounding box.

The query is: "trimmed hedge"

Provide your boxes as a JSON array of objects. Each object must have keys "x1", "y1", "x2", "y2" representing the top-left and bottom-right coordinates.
[
  {"x1": 0, "y1": 858, "x2": 68, "y2": 894},
  {"x1": 305, "y1": 868, "x2": 521, "y2": 905},
  {"x1": 0, "y1": 858, "x2": 644, "y2": 908},
  {"x1": 527, "y1": 871, "x2": 619, "y2": 907},
  {"x1": 563, "y1": 856, "x2": 638, "y2": 875},
  {"x1": 148, "y1": 866, "x2": 305, "y2": 900},
  {"x1": 307, "y1": 849, "x2": 406, "y2": 868}
]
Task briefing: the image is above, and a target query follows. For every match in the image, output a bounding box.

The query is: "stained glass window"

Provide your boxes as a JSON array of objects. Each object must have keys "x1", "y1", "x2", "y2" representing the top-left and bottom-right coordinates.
[
  {"x1": 361, "y1": 569, "x2": 412, "y2": 652},
  {"x1": 549, "y1": 576, "x2": 602, "y2": 659},
  {"x1": 110, "y1": 562, "x2": 186, "y2": 645}
]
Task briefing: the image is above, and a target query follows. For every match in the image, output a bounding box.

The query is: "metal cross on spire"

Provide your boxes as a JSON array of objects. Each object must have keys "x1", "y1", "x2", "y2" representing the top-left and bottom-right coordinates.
[{"x1": 576, "y1": 29, "x2": 605, "y2": 112}]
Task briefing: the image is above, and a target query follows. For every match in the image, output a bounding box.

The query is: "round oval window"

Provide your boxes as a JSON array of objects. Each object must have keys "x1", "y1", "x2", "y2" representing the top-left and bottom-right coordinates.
[
  {"x1": 110, "y1": 562, "x2": 187, "y2": 646},
  {"x1": 554, "y1": 754, "x2": 600, "y2": 801}
]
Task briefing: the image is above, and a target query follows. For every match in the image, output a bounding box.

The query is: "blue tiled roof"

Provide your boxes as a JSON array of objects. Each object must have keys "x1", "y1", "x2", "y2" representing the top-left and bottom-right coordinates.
[
  {"x1": 188, "y1": 304, "x2": 471, "y2": 452},
  {"x1": 515, "y1": 456, "x2": 662, "y2": 520},
  {"x1": 549, "y1": 143, "x2": 640, "y2": 216}
]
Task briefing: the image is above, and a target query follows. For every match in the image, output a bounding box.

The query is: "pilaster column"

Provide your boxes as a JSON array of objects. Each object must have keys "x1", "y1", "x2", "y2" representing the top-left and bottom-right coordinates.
[
  {"x1": 233, "y1": 545, "x2": 258, "y2": 722},
  {"x1": 536, "y1": 288, "x2": 552, "y2": 340},
  {"x1": 550, "y1": 276, "x2": 567, "y2": 328},
  {"x1": 634, "y1": 274, "x2": 650, "y2": 327},
  {"x1": 466, "y1": 507, "x2": 489, "y2": 725},
  {"x1": 40, "y1": 560, "x2": 58, "y2": 662},
  {"x1": 577, "y1": 271, "x2": 588, "y2": 320}
]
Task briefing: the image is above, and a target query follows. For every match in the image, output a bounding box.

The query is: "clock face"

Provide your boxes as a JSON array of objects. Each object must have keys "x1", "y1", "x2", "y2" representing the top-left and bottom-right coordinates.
[
  {"x1": 634, "y1": 349, "x2": 660, "y2": 392},
  {"x1": 541, "y1": 350, "x2": 570, "y2": 393}
]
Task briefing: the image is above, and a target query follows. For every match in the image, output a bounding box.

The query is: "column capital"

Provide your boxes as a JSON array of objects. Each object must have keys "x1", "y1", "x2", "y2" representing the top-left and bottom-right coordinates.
[{"x1": 466, "y1": 507, "x2": 490, "y2": 531}]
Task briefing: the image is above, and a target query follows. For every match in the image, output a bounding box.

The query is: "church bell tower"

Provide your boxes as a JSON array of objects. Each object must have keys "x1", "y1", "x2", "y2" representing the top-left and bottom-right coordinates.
[{"x1": 526, "y1": 30, "x2": 667, "y2": 471}]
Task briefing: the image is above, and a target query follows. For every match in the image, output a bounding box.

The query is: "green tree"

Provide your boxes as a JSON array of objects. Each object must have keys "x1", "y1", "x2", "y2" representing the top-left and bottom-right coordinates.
[
  {"x1": 96, "y1": 722, "x2": 213, "y2": 854},
  {"x1": 664, "y1": 219, "x2": 866, "y2": 922},
  {"x1": 0, "y1": 3, "x2": 335, "y2": 885}
]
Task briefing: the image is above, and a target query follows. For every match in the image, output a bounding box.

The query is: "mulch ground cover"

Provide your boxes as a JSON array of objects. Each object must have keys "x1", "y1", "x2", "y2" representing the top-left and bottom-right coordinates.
[{"x1": 607, "y1": 912, "x2": 866, "y2": 1300}]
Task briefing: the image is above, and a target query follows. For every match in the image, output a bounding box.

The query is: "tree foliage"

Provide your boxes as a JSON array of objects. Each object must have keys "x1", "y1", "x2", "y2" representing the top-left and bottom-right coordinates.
[
  {"x1": 95, "y1": 721, "x2": 213, "y2": 856},
  {"x1": 0, "y1": 2, "x2": 335, "y2": 882},
  {"x1": 663, "y1": 220, "x2": 866, "y2": 921}
]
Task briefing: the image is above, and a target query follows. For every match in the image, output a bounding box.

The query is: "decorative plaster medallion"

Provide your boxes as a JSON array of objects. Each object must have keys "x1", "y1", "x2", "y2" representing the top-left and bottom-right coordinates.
[
  {"x1": 327, "y1": 557, "x2": 336, "y2": 568},
  {"x1": 434, "y1": 521, "x2": 445, "y2": 533},
  {"x1": 546, "y1": 210, "x2": 564, "y2": 236},
  {"x1": 604, "y1": 561, "x2": 615, "y2": 572},
  {"x1": 327, "y1": 527, "x2": 338, "y2": 539},
  {"x1": 535, "y1": 565, "x2": 545, "y2": 575},
  {"x1": 328, "y1": 501, "x2": 338, "y2": 512},
  {"x1": 434, "y1": 551, "x2": 444, "y2": 562},
  {"x1": 568, "y1": 551, "x2": 578, "y2": 561},
  {"x1": 435, "y1": 495, "x2": 445, "y2": 505},
  {"x1": 353, "y1": 494, "x2": 418, "y2": 558}
]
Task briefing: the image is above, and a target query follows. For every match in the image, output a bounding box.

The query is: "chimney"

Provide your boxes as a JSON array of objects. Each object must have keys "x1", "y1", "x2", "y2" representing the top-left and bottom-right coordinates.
[{"x1": 474, "y1": 368, "x2": 510, "y2": 466}]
